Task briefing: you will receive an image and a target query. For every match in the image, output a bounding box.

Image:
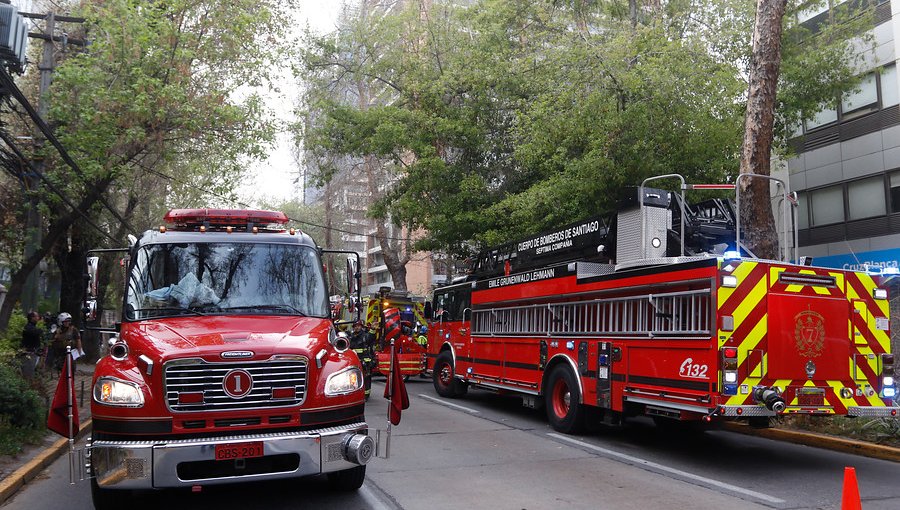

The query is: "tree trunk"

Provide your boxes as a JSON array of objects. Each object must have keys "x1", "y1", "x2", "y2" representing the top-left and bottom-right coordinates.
[
  {"x1": 378, "y1": 220, "x2": 409, "y2": 292},
  {"x1": 739, "y1": 0, "x2": 787, "y2": 260},
  {"x1": 0, "y1": 175, "x2": 114, "y2": 333},
  {"x1": 53, "y1": 220, "x2": 86, "y2": 331}
]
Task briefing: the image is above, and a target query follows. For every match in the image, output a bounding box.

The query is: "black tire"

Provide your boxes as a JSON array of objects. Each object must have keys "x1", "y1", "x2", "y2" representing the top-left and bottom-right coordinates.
[
  {"x1": 90, "y1": 477, "x2": 130, "y2": 510},
  {"x1": 327, "y1": 465, "x2": 366, "y2": 491},
  {"x1": 544, "y1": 364, "x2": 585, "y2": 434},
  {"x1": 748, "y1": 416, "x2": 771, "y2": 429},
  {"x1": 433, "y1": 351, "x2": 464, "y2": 398}
]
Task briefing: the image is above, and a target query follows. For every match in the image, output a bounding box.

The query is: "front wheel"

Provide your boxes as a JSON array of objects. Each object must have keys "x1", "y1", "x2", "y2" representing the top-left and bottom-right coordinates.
[
  {"x1": 327, "y1": 465, "x2": 366, "y2": 491},
  {"x1": 90, "y1": 477, "x2": 130, "y2": 510},
  {"x1": 544, "y1": 365, "x2": 585, "y2": 434},
  {"x1": 433, "y1": 351, "x2": 466, "y2": 398}
]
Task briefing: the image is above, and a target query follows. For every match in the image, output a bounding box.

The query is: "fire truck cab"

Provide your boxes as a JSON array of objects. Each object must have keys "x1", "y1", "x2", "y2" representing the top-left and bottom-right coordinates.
[
  {"x1": 426, "y1": 174, "x2": 897, "y2": 433},
  {"x1": 83, "y1": 209, "x2": 374, "y2": 509}
]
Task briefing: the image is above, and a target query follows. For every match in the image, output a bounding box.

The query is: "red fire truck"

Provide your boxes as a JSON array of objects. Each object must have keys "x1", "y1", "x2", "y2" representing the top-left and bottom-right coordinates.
[
  {"x1": 426, "y1": 174, "x2": 896, "y2": 433},
  {"x1": 83, "y1": 209, "x2": 376, "y2": 509},
  {"x1": 364, "y1": 289, "x2": 428, "y2": 377}
]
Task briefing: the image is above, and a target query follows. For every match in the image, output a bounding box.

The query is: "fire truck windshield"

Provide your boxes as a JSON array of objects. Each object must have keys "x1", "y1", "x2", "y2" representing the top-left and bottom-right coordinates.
[{"x1": 124, "y1": 242, "x2": 329, "y2": 320}]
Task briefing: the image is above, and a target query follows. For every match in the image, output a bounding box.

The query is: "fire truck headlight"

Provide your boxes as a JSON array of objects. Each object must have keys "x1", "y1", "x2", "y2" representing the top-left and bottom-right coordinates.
[
  {"x1": 884, "y1": 386, "x2": 896, "y2": 398},
  {"x1": 325, "y1": 367, "x2": 363, "y2": 396},
  {"x1": 884, "y1": 376, "x2": 894, "y2": 387},
  {"x1": 724, "y1": 372, "x2": 738, "y2": 383},
  {"x1": 873, "y1": 288, "x2": 888, "y2": 300},
  {"x1": 93, "y1": 377, "x2": 144, "y2": 407},
  {"x1": 721, "y1": 275, "x2": 738, "y2": 288}
]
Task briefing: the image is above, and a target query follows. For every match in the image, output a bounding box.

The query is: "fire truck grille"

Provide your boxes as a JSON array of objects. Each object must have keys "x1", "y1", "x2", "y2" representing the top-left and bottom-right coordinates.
[{"x1": 164, "y1": 359, "x2": 308, "y2": 412}]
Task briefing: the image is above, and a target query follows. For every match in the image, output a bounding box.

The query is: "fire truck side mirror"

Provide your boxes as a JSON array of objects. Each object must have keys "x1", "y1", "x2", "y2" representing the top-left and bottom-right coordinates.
[
  {"x1": 83, "y1": 299, "x2": 98, "y2": 323},
  {"x1": 345, "y1": 258, "x2": 358, "y2": 295},
  {"x1": 423, "y1": 302, "x2": 433, "y2": 320},
  {"x1": 86, "y1": 256, "x2": 99, "y2": 299},
  {"x1": 84, "y1": 256, "x2": 100, "y2": 323}
]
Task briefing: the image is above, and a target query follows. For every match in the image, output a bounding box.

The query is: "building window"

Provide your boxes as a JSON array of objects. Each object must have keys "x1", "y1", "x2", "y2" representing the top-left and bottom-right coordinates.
[
  {"x1": 841, "y1": 73, "x2": 878, "y2": 117},
  {"x1": 806, "y1": 103, "x2": 838, "y2": 130},
  {"x1": 797, "y1": 192, "x2": 809, "y2": 230},
  {"x1": 810, "y1": 186, "x2": 844, "y2": 226},
  {"x1": 890, "y1": 171, "x2": 900, "y2": 213},
  {"x1": 797, "y1": 64, "x2": 898, "y2": 135},
  {"x1": 882, "y1": 65, "x2": 899, "y2": 108},
  {"x1": 798, "y1": 2, "x2": 829, "y2": 23},
  {"x1": 847, "y1": 176, "x2": 886, "y2": 220}
]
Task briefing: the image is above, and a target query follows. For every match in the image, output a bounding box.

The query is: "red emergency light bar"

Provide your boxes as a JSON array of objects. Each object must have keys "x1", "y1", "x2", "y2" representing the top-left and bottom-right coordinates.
[{"x1": 163, "y1": 209, "x2": 290, "y2": 232}]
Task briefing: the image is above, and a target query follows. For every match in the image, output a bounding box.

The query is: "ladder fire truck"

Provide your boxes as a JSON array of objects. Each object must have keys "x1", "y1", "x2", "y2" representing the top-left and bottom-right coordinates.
[
  {"x1": 425, "y1": 174, "x2": 897, "y2": 433},
  {"x1": 82, "y1": 209, "x2": 376, "y2": 509}
]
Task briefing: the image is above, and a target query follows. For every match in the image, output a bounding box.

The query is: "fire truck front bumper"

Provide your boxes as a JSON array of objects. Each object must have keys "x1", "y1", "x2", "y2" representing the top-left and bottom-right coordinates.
[{"x1": 89, "y1": 422, "x2": 375, "y2": 489}]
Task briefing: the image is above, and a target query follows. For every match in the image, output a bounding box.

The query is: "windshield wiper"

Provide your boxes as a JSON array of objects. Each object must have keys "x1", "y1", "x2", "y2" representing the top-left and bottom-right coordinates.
[
  {"x1": 220, "y1": 305, "x2": 307, "y2": 316},
  {"x1": 131, "y1": 307, "x2": 208, "y2": 318}
]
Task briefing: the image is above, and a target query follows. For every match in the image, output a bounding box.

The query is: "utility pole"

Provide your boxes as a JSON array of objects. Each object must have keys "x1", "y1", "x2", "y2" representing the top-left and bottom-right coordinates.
[
  {"x1": 20, "y1": 12, "x2": 54, "y2": 313},
  {"x1": 18, "y1": 11, "x2": 85, "y2": 313}
]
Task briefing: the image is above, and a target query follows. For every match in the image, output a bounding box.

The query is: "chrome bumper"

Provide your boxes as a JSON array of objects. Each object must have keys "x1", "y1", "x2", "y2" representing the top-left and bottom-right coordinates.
[
  {"x1": 90, "y1": 422, "x2": 373, "y2": 489},
  {"x1": 847, "y1": 406, "x2": 899, "y2": 417},
  {"x1": 718, "y1": 405, "x2": 775, "y2": 417}
]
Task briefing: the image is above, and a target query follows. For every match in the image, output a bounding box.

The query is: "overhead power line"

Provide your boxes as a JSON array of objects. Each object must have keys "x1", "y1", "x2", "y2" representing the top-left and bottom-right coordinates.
[
  {"x1": 0, "y1": 67, "x2": 137, "y2": 237},
  {"x1": 0, "y1": 129, "x2": 119, "y2": 244}
]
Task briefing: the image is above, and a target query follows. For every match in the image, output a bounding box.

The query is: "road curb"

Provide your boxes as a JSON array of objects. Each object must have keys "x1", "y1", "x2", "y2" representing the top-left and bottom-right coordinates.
[
  {"x1": 0, "y1": 418, "x2": 92, "y2": 505},
  {"x1": 723, "y1": 422, "x2": 900, "y2": 463}
]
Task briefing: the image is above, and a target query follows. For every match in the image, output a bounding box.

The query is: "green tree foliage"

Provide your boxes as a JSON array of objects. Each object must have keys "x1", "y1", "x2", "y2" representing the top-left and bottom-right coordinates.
[
  {"x1": 0, "y1": 356, "x2": 46, "y2": 454},
  {"x1": 0, "y1": 0, "x2": 295, "y2": 331},
  {"x1": 49, "y1": 0, "x2": 289, "y2": 211},
  {"x1": 299, "y1": 0, "x2": 867, "y2": 258}
]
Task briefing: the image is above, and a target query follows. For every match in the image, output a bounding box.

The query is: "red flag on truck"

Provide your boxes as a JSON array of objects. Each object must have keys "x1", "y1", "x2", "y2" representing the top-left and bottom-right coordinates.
[
  {"x1": 383, "y1": 344, "x2": 409, "y2": 425},
  {"x1": 47, "y1": 354, "x2": 79, "y2": 438}
]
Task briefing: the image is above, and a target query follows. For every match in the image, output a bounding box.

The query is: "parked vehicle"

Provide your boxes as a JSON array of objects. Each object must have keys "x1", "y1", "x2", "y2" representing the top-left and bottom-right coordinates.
[
  {"x1": 83, "y1": 209, "x2": 375, "y2": 509},
  {"x1": 426, "y1": 174, "x2": 897, "y2": 433}
]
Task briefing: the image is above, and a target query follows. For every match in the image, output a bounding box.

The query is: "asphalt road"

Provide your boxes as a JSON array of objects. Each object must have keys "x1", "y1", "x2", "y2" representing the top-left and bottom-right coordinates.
[{"x1": 3, "y1": 376, "x2": 898, "y2": 510}]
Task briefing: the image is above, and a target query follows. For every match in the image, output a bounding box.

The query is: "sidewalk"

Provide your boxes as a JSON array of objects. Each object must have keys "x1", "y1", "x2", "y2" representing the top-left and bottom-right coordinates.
[{"x1": 0, "y1": 362, "x2": 94, "y2": 505}]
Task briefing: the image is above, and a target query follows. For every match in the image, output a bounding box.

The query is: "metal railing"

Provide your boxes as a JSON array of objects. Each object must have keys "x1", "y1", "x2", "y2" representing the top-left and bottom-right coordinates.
[{"x1": 471, "y1": 289, "x2": 712, "y2": 338}]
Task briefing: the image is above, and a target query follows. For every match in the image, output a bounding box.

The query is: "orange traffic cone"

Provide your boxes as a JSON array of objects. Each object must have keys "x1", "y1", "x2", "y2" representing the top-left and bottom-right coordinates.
[{"x1": 841, "y1": 466, "x2": 862, "y2": 510}]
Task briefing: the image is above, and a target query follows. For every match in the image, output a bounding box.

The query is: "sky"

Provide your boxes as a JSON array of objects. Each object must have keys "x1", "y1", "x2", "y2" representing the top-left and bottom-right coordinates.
[{"x1": 238, "y1": 1, "x2": 342, "y2": 207}]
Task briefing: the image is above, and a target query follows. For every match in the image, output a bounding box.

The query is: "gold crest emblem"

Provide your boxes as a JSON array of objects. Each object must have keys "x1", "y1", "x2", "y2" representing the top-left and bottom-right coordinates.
[{"x1": 794, "y1": 309, "x2": 826, "y2": 358}]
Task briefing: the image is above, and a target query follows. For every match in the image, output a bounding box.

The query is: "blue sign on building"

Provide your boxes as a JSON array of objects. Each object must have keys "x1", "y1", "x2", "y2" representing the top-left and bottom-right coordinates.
[{"x1": 811, "y1": 248, "x2": 900, "y2": 273}]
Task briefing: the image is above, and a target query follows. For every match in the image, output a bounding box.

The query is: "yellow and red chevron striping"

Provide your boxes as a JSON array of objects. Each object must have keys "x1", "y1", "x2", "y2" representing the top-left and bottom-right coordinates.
[
  {"x1": 718, "y1": 260, "x2": 892, "y2": 413},
  {"x1": 383, "y1": 307, "x2": 401, "y2": 343},
  {"x1": 718, "y1": 261, "x2": 768, "y2": 317}
]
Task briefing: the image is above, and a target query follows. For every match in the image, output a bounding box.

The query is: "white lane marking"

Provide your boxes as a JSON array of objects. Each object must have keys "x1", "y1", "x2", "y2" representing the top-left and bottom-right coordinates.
[
  {"x1": 548, "y1": 433, "x2": 786, "y2": 505},
  {"x1": 418, "y1": 394, "x2": 481, "y2": 414}
]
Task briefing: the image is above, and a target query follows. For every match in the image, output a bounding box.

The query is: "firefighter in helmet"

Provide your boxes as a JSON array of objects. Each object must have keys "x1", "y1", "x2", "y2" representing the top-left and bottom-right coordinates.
[
  {"x1": 349, "y1": 321, "x2": 374, "y2": 399},
  {"x1": 416, "y1": 325, "x2": 428, "y2": 348}
]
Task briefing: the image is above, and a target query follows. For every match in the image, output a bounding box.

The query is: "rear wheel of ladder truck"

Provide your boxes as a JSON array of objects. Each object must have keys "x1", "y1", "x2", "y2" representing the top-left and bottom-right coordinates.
[
  {"x1": 433, "y1": 350, "x2": 467, "y2": 398},
  {"x1": 545, "y1": 364, "x2": 585, "y2": 434}
]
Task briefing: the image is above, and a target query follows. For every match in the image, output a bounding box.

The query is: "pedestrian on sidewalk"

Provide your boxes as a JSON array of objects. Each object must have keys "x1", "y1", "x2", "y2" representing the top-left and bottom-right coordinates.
[
  {"x1": 19, "y1": 310, "x2": 43, "y2": 379},
  {"x1": 46, "y1": 312, "x2": 82, "y2": 375}
]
